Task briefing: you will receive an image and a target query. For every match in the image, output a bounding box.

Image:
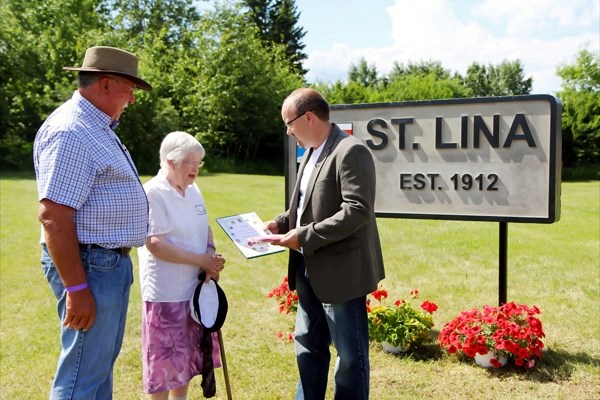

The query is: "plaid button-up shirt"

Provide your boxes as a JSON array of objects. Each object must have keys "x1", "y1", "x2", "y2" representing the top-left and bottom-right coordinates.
[{"x1": 34, "y1": 91, "x2": 148, "y2": 248}]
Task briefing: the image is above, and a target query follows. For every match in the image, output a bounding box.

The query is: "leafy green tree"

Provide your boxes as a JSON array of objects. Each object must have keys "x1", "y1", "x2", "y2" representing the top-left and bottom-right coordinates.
[
  {"x1": 172, "y1": 3, "x2": 303, "y2": 167},
  {"x1": 462, "y1": 63, "x2": 491, "y2": 97},
  {"x1": 348, "y1": 58, "x2": 381, "y2": 88},
  {"x1": 556, "y1": 47, "x2": 600, "y2": 166},
  {"x1": 109, "y1": 0, "x2": 200, "y2": 44},
  {"x1": 389, "y1": 60, "x2": 452, "y2": 81},
  {"x1": 376, "y1": 73, "x2": 468, "y2": 102},
  {"x1": 314, "y1": 80, "x2": 375, "y2": 105},
  {"x1": 0, "y1": 0, "x2": 108, "y2": 169},
  {"x1": 316, "y1": 59, "x2": 467, "y2": 105},
  {"x1": 464, "y1": 59, "x2": 532, "y2": 97},
  {"x1": 103, "y1": 0, "x2": 202, "y2": 173},
  {"x1": 491, "y1": 59, "x2": 533, "y2": 95},
  {"x1": 243, "y1": 0, "x2": 307, "y2": 75},
  {"x1": 1, "y1": 0, "x2": 303, "y2": 173}
]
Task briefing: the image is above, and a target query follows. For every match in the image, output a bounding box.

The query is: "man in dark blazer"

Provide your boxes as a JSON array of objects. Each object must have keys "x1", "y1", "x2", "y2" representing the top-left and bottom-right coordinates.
[{"x1": 266, "y1": 88, "x2": 385, "y2": 400}]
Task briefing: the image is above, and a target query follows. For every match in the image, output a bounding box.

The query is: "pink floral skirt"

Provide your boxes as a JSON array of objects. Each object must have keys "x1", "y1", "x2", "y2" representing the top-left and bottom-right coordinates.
[{"x1": 142, "y1": 301, "x2": 221, "y2": 394}]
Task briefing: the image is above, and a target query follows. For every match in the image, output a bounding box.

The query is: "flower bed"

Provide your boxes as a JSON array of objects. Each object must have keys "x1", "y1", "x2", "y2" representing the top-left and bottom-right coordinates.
[
  {"x1": 367, "y1": 287, "x2": 438, "y2": 350},
  {"x1": 438, "y1": 301, "x2": 545, "y2": 368},
  {"x1": 266, "y1": 277, "x2": 544, "y2": 369}
]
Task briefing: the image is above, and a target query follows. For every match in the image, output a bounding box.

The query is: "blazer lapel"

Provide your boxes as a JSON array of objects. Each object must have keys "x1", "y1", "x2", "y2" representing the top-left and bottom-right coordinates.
[
  {"x1": 290, "y1": 148, "x2": 313, "y2": 227},
  {"x1": 300, "y1": 126, "x2": 343, "y2": 216}
]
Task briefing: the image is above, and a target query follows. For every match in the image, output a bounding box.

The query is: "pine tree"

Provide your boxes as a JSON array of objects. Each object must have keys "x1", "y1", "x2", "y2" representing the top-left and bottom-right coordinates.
[{"x1": 243, "y1": 0, "x2": 307, "y2": 76}]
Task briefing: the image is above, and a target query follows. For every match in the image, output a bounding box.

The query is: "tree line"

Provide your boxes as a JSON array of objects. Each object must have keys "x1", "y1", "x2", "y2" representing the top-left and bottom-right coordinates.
[{"x1": 1, "y1": 0, "x2": 597, "y2": 174}]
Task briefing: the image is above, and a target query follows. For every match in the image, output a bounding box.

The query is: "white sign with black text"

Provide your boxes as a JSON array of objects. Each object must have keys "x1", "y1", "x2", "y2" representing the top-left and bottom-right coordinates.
[{"x1": 289, "y1": 95, "x2": 562, "y2": 223}]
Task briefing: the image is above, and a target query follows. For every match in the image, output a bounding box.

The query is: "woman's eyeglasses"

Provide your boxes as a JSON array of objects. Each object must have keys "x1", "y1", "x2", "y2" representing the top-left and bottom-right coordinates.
[{"x1": 182, "y1": 160, "x2": 205, "y2": 169}]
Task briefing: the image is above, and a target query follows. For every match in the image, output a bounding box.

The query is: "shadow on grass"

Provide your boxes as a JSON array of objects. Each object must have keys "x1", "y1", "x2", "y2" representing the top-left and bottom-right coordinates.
[
  {"x1": 376, "y1": 342, "x2": 444, "y2": 362},
  {"x1": 377, "y1": 343, "x2": 599, "y2": 383},
  {"x1": 505, "y1": 347, "x2": 600, "y2": 383},
  {"x1": 473, "y1": 347, "x2": 600, "y2": 384},
  {"x1": 406, "y1": 343, "x2": 445, "y2": 361}
]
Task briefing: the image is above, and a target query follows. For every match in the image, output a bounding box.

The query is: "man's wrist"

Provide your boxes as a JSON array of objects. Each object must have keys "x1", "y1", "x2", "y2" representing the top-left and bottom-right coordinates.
[{"x1": 65, "y1": 282, "x2": 88, "y2": 293}]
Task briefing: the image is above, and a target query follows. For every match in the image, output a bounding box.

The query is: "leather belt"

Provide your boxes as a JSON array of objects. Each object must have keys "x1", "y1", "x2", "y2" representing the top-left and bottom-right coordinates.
[{"x1": 80, "y1": 244, "x2": 132, "y2": 256}]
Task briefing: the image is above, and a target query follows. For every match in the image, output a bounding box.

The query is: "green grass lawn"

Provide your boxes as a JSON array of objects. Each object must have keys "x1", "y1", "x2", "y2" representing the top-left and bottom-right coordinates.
[{"x1": 1, "y1": 172, "x2": 598, "y2": 399}]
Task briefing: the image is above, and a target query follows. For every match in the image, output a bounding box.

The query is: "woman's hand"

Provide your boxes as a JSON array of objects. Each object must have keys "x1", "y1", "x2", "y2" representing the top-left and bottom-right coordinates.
[{"x1": 204, "y1": 253, "x2": 225, "y2": 282}]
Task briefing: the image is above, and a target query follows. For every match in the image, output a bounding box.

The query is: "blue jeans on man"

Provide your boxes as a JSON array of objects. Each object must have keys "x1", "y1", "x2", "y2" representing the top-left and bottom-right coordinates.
[
  {"x1": 42, "y1": 245, "x2": 133, "y2": 400},
  {"x1": 294, "y1": 260, "x2": 370, "y2": 400}
]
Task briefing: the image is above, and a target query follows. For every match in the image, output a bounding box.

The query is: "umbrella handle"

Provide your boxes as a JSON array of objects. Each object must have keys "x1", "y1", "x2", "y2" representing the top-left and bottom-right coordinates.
[{"x1": 217, "y1": 329, "x2": 233, "y2": 400}]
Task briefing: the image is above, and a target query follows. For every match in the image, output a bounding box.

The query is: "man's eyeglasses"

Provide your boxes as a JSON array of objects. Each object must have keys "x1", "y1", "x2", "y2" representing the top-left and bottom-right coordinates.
[
  {"x1": 108, "y1": 76, "x2": 136, "y2": 95},
  {"x1": 284, "y1": 110, "x2": 311, "y2": 127}
]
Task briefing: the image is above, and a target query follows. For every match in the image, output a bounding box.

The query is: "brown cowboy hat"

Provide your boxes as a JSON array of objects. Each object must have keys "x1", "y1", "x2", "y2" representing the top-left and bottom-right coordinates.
[{"x1": 63, "y1": 46, "x2": 153, "y2": 91}]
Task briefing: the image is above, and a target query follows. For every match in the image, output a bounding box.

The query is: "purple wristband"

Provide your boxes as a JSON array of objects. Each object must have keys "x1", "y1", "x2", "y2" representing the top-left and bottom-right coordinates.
[
  {"x1": 207, "y1": 243, "x2": 216, "y2": 250},
  {"x1": 65, "y1": 282, "x2": 88, "y2": 293}
]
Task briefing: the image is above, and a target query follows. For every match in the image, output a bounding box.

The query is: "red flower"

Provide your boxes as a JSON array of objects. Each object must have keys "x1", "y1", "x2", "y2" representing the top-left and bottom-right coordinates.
[
  {"x1": 372, "y1": 288, "x2": 388, "y2": 301},
  {"x1": 438, "y1": 302, "x2": 545, "y2": 369},
  {"x1": 268, "y1": 277, "x2": 299, "y2": 344},
  {"x1": 490, "y1": 358, "x2": 503, "y2": 368},
  {"x1": 421, "y1": 300, "x2": 438, "y2": 313},
  {"x1": 515, "y1": 357, "x2": 524, "y2": 366},
  {"x1": 268, "y1": 276, "x2": 298, "y2": 315}
]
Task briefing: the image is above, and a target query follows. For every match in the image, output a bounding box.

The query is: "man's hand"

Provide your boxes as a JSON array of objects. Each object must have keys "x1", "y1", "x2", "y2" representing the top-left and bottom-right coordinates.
[
  {"x1": 263, "y1": 220, "x2": 301, "y2": 250},
  {"x1": 264, "y1": 220, "x2": 280, "y2": 234},
  {"x1": 39, "y1": 198, "x2": 97, "y2": 331},
  {"x1": 64, "y1": 289, "x2": 96, "y2": 331},
  {"x1": 273, "y1": 228, "x2": 301, "y2": 250}
]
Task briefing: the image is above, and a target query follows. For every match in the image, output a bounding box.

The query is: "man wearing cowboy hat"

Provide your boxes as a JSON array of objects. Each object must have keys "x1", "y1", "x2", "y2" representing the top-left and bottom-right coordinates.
[{"x1": 34, "y1": 46, "x2": 152, "y2": 399}]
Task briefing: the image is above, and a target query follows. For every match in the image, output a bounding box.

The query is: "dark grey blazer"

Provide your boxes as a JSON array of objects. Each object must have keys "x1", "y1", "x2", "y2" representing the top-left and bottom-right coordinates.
[{"x1": 274, "y1": 124, "x2": 385, "y2": 303}]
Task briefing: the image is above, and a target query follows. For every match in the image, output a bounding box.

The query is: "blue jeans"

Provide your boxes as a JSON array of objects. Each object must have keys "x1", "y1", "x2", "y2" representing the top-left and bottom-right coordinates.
[
  {"x1": 294, "y1": 261, "x2": 370, "y2": 400},
  {"x1": 42, "y1": 245, "x2": 133, "y2": 400}
]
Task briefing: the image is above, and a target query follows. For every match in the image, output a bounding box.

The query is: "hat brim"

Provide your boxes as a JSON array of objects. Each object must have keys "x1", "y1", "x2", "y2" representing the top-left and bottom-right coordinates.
[
  {"x1": 190, "y1": 278, "x2": 228, "y2": 332},
  {"x1": 63, "y1": 67, "x2": 153, "y2": 91}
]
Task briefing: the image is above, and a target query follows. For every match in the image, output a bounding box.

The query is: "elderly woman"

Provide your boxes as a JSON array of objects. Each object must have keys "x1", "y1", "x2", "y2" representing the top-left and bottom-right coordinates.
[{"x1": 138, "y1": 131, "x2": 225, "y2": 400}]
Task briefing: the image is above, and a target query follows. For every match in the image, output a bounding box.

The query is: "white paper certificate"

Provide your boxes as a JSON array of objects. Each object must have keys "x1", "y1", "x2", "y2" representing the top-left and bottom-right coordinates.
[{"x1": 215, "y1": 212, "x2": 285, "y2": 259}]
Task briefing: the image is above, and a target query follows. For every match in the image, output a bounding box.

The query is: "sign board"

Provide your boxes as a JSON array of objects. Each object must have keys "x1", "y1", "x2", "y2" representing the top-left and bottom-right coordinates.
[{"x1": 287, "y1": 95, "x2": 562, "y2": 223}]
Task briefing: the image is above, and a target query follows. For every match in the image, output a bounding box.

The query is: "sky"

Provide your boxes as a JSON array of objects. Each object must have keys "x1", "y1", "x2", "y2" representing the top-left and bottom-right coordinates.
[{"x1": 294, "y1": 0, "x2": 599, "y2": 94}]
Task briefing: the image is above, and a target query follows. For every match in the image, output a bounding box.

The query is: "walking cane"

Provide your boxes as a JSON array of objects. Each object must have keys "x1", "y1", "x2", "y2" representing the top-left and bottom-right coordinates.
[{"x1": 217, "y1": 329, "x2": 233, "y2": 400}]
